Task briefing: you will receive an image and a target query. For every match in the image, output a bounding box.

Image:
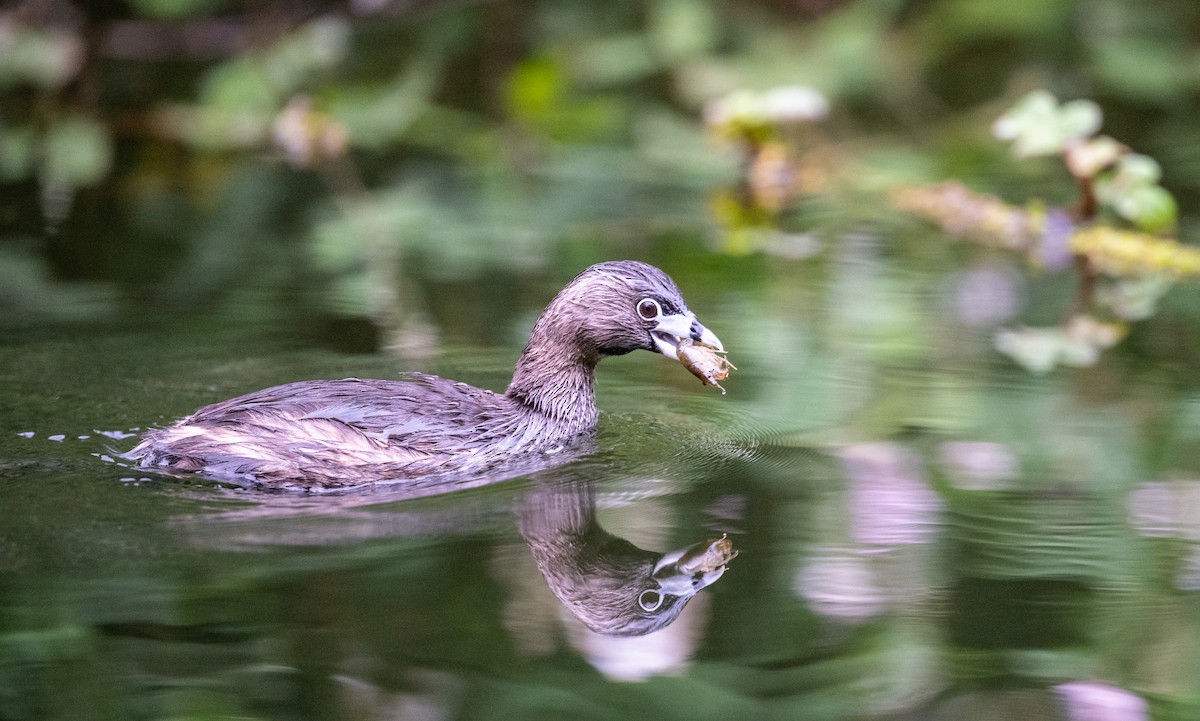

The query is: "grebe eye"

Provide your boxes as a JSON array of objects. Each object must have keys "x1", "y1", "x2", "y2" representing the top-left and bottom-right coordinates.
[
  {"x1": 638, "y1": 589, "x2": 663, "y2": 611},
  {"x1": 636, "y1": 298, "x2": 661, "y2": 321}
]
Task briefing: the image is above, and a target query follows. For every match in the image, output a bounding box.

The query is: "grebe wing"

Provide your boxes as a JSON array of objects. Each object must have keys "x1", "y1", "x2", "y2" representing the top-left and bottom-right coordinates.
[{"x1": 132, "y1": 375, "x2": 519, "y2": 481}]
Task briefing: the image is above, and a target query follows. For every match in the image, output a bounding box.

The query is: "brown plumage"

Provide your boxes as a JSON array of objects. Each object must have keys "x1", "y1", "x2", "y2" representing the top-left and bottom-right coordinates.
[{"x1": 126, "y1": 261, "x2": 724, "y2": 490}]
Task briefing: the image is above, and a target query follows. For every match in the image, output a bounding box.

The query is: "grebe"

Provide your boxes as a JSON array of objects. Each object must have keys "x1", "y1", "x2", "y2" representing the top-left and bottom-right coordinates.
[{"x1": 127, "y1": 261, "x2": 725, "y2": 490}]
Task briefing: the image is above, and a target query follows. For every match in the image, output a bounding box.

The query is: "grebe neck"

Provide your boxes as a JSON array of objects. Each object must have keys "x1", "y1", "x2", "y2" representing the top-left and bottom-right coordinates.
[{"x1": 505, "y1": 316, "x2": 599, "y2": 434}]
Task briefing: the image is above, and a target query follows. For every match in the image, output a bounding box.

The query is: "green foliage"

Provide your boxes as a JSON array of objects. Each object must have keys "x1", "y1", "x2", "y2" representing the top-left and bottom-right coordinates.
[
  {"x1": 0, "y1": 244, "x2": 118, "y2": 321},
  {"x1": 190, "y1": 17, "x2": 352, "y2": 149},
  {"x1": 994, "y1": 316, "x2": 1125, "y2": 375},
  {"x1": 1095, "y1": 154, "x2": 1178, "y2": 233},
  {"x1": 568, "y1": 33, "x2": 657, "y2": 87},
  {"x1": 0, "y1": 116, "x2": 111, "y2": 188},
  {"x1": 992, "y1": 90, "x2": 1179, "y2": 234},
  {"x1": 0, "y1": 18, "x2": 81, "y2": 89},
  {"x1": 41, "y1": 117, "x2": 112, "y2": 186},
  {"x1": 3, "y1": 4, "x2": 1200, "y2": 719},
  {"x1": 647, "y1": 0, "x2": 719, "y2": 63},
  {"x1": 505, "y1": 55, "x2": 627, "y2": 142},
  {"x1": 900, "y1": 89, "x2": 1197, "y2": 372},
  {"x1": 0, "y1": 123, "x2": 35, "y2": 180},
  {"x1": 125, "y1": 0, "x2": 229, "y2": 19},
  {"x1": 330, "y1": 53, "x2": 442, "y2": 150},
  {"x1": 2, "y1": 0, "x2": 1200, "y2": 372},
  {"x1": 991, "y1": 90, "x2": 1102, "y2": 158}
]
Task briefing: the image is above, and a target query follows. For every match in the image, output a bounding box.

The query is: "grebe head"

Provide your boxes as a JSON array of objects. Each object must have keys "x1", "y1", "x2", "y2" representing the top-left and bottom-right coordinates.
[{"x1": 543, "y1": 260, "x2": 723, "y2": 361}]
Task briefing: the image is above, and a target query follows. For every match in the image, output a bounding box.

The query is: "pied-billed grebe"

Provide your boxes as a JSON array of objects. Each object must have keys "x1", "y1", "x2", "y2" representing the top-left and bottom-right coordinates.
[
  {"x1": 519, "y1": 480, "x2": 737, "y2": 636},
  {"x1": 127, "y1": 261, "x2": 726, "y2": 489}
]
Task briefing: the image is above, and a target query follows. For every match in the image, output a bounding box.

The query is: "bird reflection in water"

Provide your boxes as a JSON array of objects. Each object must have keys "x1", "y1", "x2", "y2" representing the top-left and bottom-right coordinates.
[
  {"x1": 518, "y1": 479, "x2": 737, "y2": 637},
  {"x1": 170, "y1": 472, "x2": 738, "y2": 644}
]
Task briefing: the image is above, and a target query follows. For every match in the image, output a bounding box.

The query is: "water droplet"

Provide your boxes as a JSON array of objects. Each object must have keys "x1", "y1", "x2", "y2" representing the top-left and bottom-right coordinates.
[{"x1": 95, "y1": 429, "x2": 136, "y2": 440}]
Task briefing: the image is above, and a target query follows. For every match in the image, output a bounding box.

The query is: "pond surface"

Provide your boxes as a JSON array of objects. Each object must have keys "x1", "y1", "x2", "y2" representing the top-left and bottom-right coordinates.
[{"x1": 2, "y1": 240, "x2": 1199, "y2": 721}]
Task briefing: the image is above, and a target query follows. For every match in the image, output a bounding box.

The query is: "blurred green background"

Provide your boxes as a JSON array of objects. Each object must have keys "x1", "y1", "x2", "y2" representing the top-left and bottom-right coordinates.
[
  {"x1": 4, "y1": 2, "x2": 1200, "y2": 721},
  {"x1": 6, "y1": 0, "x2": 1200, "y2": 337}
]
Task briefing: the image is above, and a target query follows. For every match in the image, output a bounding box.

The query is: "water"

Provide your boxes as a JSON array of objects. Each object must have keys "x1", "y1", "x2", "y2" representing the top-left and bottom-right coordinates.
[{"x1": 2, "y1": 248, "x2": 1199, "y2": 721}]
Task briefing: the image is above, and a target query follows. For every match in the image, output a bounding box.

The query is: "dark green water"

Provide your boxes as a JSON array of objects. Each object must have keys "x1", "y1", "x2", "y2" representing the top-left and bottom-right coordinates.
[{"x1": 2, "y1": 246, "x2": 1199, "y2": 721}]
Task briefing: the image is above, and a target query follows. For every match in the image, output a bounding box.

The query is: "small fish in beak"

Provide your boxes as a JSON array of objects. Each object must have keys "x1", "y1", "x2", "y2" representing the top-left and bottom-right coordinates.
[
  {"x1": 650, "y1": 313, "x2": 734, "y2": 392},
  {"x1": 676, "y1": 338, "x2": 736, "y2": 393},
  {"x1": 651, "y1": 534, "x2": 739, "y2": 598},
  {"x1": 650, "y1": 312, "x2": 723, "y2": 360}
]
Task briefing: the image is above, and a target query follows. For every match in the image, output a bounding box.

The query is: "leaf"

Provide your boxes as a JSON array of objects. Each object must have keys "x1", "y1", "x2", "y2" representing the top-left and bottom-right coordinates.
[
  {"x1": 648, "y1": 0, "x2": 718, "y2": 63},
  {"x1": 993, "y1": 317, "x2": 1124, "y2": 373},
  {"x1": 1115, "y1": 184, "x2": 1177, "y2": 233},
  {"x1": 568, "y1": 34, "x2": 658, "y2": 87},
  {"x1": 992, "y1": 90, "x2": 1056, "y2": 144},
  {"x1": 1093, "y1": 153, "x2": 1176, "y2": 232},
  {"x1": 1116, "y1": 153, "x2": 1162, "y2": 184},
  {"x1": 264, "y1": 17, "x2": 351, "y2": 90},
  {"x1": 125, "y1": 0, "x2": 226, "y2": 19},
  {"x1": 994, "y1": 327, "x2": 1067, "y2": 374},
  {"x1": 992, "y1": 90, "x2": 1103, "y2": 158},
  {"x1": 760, "y1": 85, "x2": 829, "y2": 123},
  {"x1": 506, "y1": 56, "x2": 564, "y2": 123},
  {"x1": 331, "y1": 53, "x2": 441, "y2": 149},
  {"x1": 40, "y1": 117, "x2": 112, "y2": 185},
  {"x1": 1099, "y1": 276, "x2": 1173, "y2": 321},
  {"x1": 201, "y1": 58, "x2": 279, "y2": 113},
  {"x1": 0, "y1": 124, "x2": 35, "y2": 180},
  {"x1": 0, "y1": 21, "x2": 83, "y2": 89},
  {"x1": 1056, "y1": 99, "x2": 1103, "y2": 142},
  {"x1": 1058, "y1": 336, "x2": 1102, "y2": 368}
]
